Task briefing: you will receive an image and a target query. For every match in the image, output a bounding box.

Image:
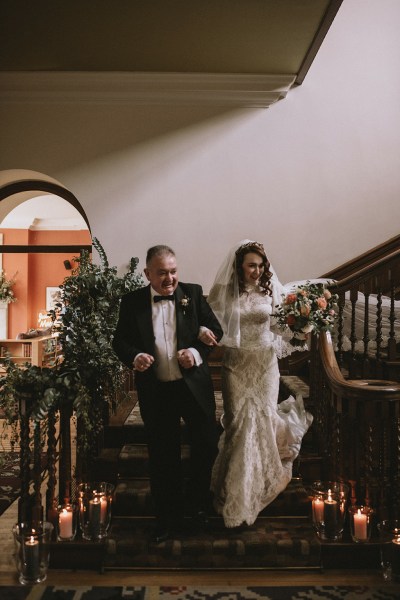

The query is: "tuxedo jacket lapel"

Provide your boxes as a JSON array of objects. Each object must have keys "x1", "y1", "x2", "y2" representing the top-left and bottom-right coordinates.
[
  {"x1": 175, "y1": 285, "x2": 185, "y2": 348},
  {"x1": 136, "y1": 286, "x2": 155, "y2": 354}
]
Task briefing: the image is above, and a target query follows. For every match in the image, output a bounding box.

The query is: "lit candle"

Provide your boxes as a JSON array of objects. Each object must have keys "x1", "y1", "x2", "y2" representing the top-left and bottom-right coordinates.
[
  {"x1": 324, "y1": 489, "x2": 338, "y2": 537},
  {"x1": 100, "y1": 496, "x2": 108, "y2": 524},
  {"x1": 312, "y1": 497, "x2": 324, "y2": 523},
  {"x1": 353, "y1": 509, "x2": 368, "y2": 540},
  {"x1": 23, "y1": 535, "x2": 40, "y2": 581},
  {"x1": 391, "y1": 535, "x2": 400, "y2": 581},
  {"x1": 89, "y1": 496, "x2": 101, "y2": 538},
  {"x1": 59, "y1": 507, "x2": 73, "y2": 539}
]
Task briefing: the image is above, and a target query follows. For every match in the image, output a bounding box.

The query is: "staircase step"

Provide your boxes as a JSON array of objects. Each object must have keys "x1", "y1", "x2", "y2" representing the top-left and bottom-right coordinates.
[
  {"x1": 279, "y1": 375, "x2": 310, "y2": 403},
  {"x1": 92, "y1": 447, "x2": 120, "y2": 485},
  {"x1": 295, "y1": 453, "x2": 325, "y2": 484},
  {"x1": 115, "y1": 442, "x2": 323, "y2": 487},
  {"x1": 104, "y1": 516, "x2": 321, "y2": 570},
  {"x1": 113, "y1": 476, "x2": 311, "y2": 518},
  {"x1": 118, "y1": 443, "x2": 191, "y2": 478}
]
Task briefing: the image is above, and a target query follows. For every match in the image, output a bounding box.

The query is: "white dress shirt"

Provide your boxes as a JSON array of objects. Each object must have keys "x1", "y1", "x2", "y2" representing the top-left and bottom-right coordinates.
[{"x1": 147, "y1": 287, "x2": 202, "y2": 382}]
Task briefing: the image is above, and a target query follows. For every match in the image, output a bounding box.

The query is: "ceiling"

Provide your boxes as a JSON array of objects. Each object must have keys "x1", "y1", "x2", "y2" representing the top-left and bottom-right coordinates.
[{"x1": 0, "y1": 0, "x2": 343, "y2": 108}]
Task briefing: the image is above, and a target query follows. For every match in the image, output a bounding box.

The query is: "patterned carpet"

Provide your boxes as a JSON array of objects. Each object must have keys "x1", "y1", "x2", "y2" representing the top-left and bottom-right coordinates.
[
  {"x1": 0, "y1": 585, "x2": 399, "y2": 600},
  {"x1": 0, "y1": 452, "x2": 20, "y2": 516}
]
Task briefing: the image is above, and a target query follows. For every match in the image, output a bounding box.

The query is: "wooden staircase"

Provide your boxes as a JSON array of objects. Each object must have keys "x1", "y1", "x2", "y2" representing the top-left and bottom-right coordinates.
[
  {"x1": 47, "y1": 363, "x2": 378, "y2": 573},
  {"x1": 86, "y1": 386, "x2": 322, "y2": 571}
]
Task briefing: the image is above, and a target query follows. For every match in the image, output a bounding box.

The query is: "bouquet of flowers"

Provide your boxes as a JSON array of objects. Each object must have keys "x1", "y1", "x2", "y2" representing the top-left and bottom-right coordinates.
[
  {"x1": 0, "y1": 270, "x2": 17, "y2": 304},
  {"x1": 274, "y1": 281, "x2": 338, "y2": 348}
]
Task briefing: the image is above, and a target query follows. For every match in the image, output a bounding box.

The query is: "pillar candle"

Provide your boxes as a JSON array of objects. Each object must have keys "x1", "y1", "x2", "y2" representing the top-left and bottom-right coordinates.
[
  {"x1": 89, "y1": 497, "x2": 101, "y2": 537},
  {"x1": 59, "y1": 507, "x2": 73, "y2": 539},
  {"x1": 324, "y1": 489, "x2": 338, "y2": 537},
  {"x1": 391, "y1": 536, "x2": 400, "y2": 581},
  {"x1": 23, "y1": 535, "x2": 40, "y2": 580},
  {"x1": 353, "y1": 509, "x2": 368, "y2": 540},
  {"x1": 100, "y1": 496, "x2": 108, "y2": 524},
  {"x1": 312, "y1": 497, "x2": 324, "y2": 523}
]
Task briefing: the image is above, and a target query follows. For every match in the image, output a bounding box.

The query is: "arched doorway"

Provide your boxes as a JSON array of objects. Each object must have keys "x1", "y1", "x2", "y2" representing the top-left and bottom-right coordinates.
[{"x1": 0, "y1": 169, "x2": 92, "y2": 339}]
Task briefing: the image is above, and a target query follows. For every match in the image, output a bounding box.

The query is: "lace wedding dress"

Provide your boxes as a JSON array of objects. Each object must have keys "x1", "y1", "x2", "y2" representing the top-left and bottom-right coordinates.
[{"x1": 210, "y1": 286, "x2": 313, "y2": 528}]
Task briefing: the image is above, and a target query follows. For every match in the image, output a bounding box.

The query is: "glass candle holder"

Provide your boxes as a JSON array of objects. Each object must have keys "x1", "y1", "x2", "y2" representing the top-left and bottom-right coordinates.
[
  {"x1": 12, "y1": 521, "x2": 53, "y2": 585},
  {"x1": 348, "y1": 505, "x2": 374, "y2": 543},
  {"x1": 377, "y1": 519, "x2": 400, "y2": 582},
  {"x1": 57, "y1": 503, "x2": 77, "y2": 542},
  {"x1": 78, "y1": 482, "x2": 114, "y2": 541},
  {"x1": 311, "y1": 480, "x2": 349, "y2": 541}
]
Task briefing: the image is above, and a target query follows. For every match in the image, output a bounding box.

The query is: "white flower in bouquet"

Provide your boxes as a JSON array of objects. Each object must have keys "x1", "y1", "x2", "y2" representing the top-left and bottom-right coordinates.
[{"x1": 274, "y1": 281, "x2": 338, "y2": 348}]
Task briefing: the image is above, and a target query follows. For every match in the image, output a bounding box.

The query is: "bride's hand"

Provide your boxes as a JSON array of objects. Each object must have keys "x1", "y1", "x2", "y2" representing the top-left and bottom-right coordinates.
[{"x1": 198, "y1": 328, "x2": 218, "y2": 346}]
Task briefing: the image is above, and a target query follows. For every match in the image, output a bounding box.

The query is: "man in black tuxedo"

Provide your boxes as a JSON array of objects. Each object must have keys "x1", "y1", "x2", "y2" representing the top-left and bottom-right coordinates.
[{"x1": 113, "y1": 244, "x2": 222, "y2": 542}]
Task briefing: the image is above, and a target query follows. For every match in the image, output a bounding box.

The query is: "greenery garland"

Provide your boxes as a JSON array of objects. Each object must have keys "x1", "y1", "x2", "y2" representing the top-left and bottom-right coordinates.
[{"x1": 0, "y1": 238, "x2": 144, "y2": 461}]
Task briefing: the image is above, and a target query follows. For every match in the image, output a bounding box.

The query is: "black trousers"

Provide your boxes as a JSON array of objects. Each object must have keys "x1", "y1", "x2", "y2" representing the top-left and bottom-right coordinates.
[{"x1": 140, "y1": 379, "x2": 218, "y2": 526}]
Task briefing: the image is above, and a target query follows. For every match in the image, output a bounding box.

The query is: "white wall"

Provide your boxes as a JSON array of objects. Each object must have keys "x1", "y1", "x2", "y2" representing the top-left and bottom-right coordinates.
[{"x1": 1, "y1": 0, "x2": 400, "y2": 291}]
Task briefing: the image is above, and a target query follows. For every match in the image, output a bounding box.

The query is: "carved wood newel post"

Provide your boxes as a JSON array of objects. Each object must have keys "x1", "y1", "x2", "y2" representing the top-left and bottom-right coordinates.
[{"x1": 310, "y1": 331, "x2": 400, "y2": 520}]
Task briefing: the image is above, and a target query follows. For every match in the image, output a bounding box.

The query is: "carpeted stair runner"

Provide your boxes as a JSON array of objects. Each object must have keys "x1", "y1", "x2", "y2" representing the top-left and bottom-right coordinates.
[
  {"x1": 105, "y1": 516, "x2": 320, "y2": 570},
  {"x1": 90, "y1": 387, "x2": 324, "y2": 570}
]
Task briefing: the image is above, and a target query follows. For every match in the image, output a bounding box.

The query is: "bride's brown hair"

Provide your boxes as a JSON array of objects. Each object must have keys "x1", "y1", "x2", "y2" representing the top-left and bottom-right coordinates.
[{"x1": 235, "y1": 242, "x2": 273, "y2": 296}]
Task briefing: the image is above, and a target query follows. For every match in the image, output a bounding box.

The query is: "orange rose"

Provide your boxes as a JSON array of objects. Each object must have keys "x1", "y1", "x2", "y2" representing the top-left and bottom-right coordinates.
[
  {"x1": 300, "y1": 304, "x2": 311, "y2": 317},
  {"x1": 317, "y1": 297, "x2": 327, "y2": 309},
  {"x1": 285, "y1": 294, "x2": 297, "y2": 304},
  {"x1": 323, "y1": 289, "x2": 332, "y2": 300}
]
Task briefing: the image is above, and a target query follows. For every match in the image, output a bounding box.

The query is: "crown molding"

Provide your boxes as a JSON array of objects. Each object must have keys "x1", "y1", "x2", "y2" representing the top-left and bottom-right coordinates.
[{"x1": 0, "y1": 71, "x2": 296, "y2": 108}]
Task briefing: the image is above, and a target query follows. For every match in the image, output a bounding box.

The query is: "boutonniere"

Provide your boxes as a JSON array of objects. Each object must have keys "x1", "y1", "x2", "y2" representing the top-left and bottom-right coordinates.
[{"x1": 179, "y1": 295, "x2": 191, "y2": 315}]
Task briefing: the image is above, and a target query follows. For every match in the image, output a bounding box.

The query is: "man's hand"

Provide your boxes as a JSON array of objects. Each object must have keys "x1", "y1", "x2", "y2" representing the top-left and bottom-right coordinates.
[
  {"x1": 134, "y1": 353, "x2": 155, "y2": 372},
  {"x1": 177, "y1": 349, "x2": 195, "y2": 369}
]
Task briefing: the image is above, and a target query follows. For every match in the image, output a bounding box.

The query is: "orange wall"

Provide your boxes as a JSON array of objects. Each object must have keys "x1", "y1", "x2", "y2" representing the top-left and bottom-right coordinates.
[{"x1": 1, "y1": 229, "x2": 91, "y2": 339}]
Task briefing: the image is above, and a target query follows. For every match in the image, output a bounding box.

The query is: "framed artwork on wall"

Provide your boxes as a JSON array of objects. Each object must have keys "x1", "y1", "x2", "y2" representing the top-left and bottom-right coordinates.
[{"x1": 46, "y1": 287, "x2": 62, "y2": 311}]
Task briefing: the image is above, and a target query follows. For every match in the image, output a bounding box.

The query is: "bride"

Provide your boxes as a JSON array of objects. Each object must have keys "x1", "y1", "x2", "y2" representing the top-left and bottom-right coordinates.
[{"x1": 204, "y1": 240, "x2": 313, "y2": 528}]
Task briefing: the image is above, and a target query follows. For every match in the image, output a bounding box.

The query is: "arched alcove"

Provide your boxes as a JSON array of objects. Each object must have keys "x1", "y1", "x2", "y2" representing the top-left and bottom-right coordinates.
[{"x1": 0, "y1": 169, "x2": 92, "y2": 338}]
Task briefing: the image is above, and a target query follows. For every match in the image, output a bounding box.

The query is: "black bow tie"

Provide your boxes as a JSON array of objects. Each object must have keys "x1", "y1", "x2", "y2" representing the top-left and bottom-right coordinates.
[{"x1": 153, "y1": 295, "x2": 174, "y2": 303}]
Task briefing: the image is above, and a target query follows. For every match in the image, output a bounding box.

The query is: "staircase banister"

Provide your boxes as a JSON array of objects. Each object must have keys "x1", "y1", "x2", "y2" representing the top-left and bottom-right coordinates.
[
  {"x1": 322, "y1": 234, "x2": 400, "y2": 280},
  {"x1": 318, "y1": 331, "x2": 400, "y2": 401},
  {"x1": 326, "y1": 247, "x2": 400, "y2": 293}
]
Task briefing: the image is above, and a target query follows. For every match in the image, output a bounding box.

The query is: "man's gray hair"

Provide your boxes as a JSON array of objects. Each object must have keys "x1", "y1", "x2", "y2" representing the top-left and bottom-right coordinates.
[{"x1": 146, "y1": 245, "x2": 175, "y2": 266}]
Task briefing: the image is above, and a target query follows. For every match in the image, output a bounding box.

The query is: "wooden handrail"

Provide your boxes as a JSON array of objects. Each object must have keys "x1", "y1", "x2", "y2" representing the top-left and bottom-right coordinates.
[
  {"x1": 323, "y1": 234, "x2": 400, "y2": 281},
  {"x1": 310, "y1": 331, "x2": 400, "y2": 519},
  {"x1": 319, "y1": 331, "x2": 400, "y2": 400}
]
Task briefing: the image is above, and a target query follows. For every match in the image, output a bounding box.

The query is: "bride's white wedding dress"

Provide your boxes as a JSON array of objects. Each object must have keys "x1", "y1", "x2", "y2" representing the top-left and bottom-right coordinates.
[{"x1": 210, "y1": 286, "x2": 313, "y2": 528}]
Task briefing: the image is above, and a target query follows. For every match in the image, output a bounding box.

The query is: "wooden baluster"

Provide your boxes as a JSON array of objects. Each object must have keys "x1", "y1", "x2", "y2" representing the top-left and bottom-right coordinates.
[
  {"x1": 18, "y1": 393, "x2": 31, "y2": 525},
  {"x1": 46, "y1": 408, "x2": 58, "y2": 535},
  {"x1": 388, "y1": 278, "x2": 397, "y2": 361},
  {"x1": 349, "y1": 288, "x2": 358, "y2": 378},
  {"x1": 375, "y1": 289, "x2": 383, "y2": 378},
  {"x1": 362, "y1": 292, "x2": 370, "y2": 378},
  {"x1": 394, "y1": 412, "x2": 400, "y2": 518},
  {"x1": 31, "y1": 420, "x2": 43, "y2": 526},
  {"x1": 336, "y1": 291, "x2": 345, "y2": 370},
  {"x1": 59, "y1": 402, "x2": 73, "y2": 503}
]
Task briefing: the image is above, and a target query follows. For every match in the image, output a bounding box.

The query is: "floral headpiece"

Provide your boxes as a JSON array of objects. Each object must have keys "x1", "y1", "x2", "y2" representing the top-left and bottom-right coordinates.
[{"x1": 236, "y1": 241, "x2": 266, "y2": 257}]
